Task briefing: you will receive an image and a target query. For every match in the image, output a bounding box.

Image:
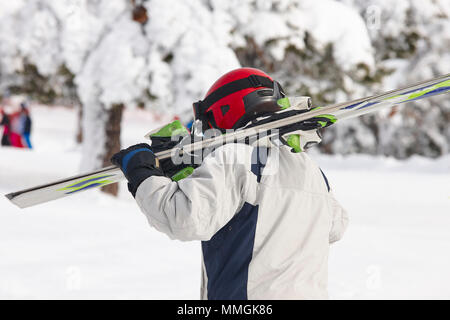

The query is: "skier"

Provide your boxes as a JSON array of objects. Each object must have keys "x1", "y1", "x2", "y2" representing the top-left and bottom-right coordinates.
[{"x1": 111, "y1": 68, "x2": 348, "y2": 300}]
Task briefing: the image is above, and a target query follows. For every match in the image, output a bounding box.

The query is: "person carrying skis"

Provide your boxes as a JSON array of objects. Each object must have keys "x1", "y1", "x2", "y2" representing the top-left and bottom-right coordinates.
[{"x1": 111, "y1": 68, "x2": 348, "y2": 300}]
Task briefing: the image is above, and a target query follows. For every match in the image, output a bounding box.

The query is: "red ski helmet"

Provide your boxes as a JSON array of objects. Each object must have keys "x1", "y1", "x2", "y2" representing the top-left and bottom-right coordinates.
[{"x1": 193, "y1": 68, "x2": 286, "y2": 131}]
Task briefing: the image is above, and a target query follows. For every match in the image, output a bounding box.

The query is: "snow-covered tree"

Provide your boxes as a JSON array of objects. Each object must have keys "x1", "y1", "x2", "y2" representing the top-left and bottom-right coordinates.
[
  {"x1": 330, "y1": 0, "x2": 450, "y2": 158},
  {"x1": 1, "y1": 0, "x2": 240, "y2": 195},
  {"x1": 75, "y1": 0, "x2": 239, "y2": 179}
]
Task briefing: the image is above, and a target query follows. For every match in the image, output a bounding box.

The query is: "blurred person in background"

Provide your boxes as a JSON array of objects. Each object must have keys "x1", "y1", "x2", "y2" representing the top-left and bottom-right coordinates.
[
  {"x1": 19, "y1": 102, "x2": 32, "y2": 149},
  {"x1": 8, "y1": 108, "x2": 25, "y2": 148},
  {"x1": 2, "y1": 99, "x2": 33, "y2": 149},
  {"x1": 0, "y1": 108, "x2": 11, "y2": 146}
]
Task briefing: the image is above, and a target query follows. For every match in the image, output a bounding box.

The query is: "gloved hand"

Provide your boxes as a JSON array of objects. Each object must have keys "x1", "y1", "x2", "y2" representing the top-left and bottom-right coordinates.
[
  {"x1": 148, "y1": 120, "x2": 196, "y2": 180},
  {"x1": 111, "y1": 143, "x2": 164, "y2": 197},
  {"x1": 150, "y1": 135, "x2": 195, "y2": 177}
]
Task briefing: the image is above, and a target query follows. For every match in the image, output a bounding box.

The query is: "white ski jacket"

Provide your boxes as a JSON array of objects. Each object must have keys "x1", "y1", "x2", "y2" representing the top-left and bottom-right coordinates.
[{"x1": 135, "y1": 143, "x2": 348, "y2": 300}]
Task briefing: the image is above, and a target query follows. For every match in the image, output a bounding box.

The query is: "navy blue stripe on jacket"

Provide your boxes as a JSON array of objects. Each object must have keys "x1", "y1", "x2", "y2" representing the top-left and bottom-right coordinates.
[{"x1": 201, "y1": 147, "x2": 266, "y2": 299}]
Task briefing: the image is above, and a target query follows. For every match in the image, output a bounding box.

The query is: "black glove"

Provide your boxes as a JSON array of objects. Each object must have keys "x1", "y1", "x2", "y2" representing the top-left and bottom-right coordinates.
[
  {"x1": 150, "y1": 135, "x2": 192, "y2": 177},
  {"x1": 111, "y1": 143, "x2": 164, "y2": 197}
]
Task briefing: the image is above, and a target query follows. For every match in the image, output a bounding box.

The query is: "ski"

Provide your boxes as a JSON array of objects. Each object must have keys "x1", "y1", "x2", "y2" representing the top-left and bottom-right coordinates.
[
  {"x1": 5, "y1": 166, "x2": 124, "y2": 209},
  {"x1": 5, "y1": 73, "x2": 449, "y2": 209}
]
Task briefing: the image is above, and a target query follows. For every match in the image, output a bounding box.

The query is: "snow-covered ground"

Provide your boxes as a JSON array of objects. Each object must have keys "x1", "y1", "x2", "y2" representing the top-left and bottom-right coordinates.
[{"x1": 1, "y1": 106, "x2": 449, "y2": 299}]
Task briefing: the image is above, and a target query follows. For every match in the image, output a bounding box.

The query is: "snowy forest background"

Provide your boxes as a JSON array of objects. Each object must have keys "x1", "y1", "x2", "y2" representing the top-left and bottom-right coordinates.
[{"x1": 1, "y1": 0, "x2": 449, "y2": 192}]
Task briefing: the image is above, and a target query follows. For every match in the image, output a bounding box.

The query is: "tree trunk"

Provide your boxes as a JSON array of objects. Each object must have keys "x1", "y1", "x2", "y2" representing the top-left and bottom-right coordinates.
[
  {"x1": 76, "y1": 104, "x2": 83, "y2": 144},
  {"x1": 101, "y1": 103, "x2": 124, "y2": 196}
]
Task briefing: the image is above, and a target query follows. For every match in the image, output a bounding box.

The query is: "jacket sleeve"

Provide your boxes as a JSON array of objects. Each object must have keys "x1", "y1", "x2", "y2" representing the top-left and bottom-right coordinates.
[
  {"x1": 328, "y1": 191, "x2": 349, "y2": 244},
  {"x1": 134, "y1": 144, "x2": 253, "y2": 241}
]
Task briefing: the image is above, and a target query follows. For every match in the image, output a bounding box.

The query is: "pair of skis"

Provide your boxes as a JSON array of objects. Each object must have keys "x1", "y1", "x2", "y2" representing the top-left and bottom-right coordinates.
[{"x1": 5, "y1": 73, "x2": 450, "y2": 209}]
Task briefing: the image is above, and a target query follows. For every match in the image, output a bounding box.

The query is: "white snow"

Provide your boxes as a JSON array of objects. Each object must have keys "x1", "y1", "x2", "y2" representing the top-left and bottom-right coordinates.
[
  {"x1": 321, "y1": 155, "x2": 450, "y2": 299},
  {"x1": 1, "y1": 106, "x2": 450, "y2": 299}
]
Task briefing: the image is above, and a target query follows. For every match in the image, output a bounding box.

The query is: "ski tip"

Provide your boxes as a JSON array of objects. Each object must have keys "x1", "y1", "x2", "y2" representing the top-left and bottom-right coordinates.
[
  {"x1": 4, "y1": 193, "x2": 27, "y2": 209},
  {"x1": 4, "y1": 193, "x2": 14, "y2": 201}
]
